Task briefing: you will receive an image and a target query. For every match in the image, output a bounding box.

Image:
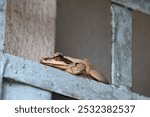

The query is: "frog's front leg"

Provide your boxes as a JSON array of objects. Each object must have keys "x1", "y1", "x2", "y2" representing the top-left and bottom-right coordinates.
[{"x1": 66, "y1": 63, "x2": 86, "y2": 75}]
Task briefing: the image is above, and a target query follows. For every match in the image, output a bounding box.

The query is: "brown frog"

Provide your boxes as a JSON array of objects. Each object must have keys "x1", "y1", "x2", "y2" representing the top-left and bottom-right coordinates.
[{"x1": 40, "y1": 52, "x2": 109, "y2": 84}]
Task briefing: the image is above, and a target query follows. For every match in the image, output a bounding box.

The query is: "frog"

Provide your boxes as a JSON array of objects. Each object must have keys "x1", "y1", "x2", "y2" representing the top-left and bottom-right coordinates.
[{"x1": 40, "y1": 52, "x2": 109, "y2": 84}]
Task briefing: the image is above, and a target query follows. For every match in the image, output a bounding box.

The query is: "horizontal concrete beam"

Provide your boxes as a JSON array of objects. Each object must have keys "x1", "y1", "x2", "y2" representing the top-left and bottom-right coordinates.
[
  {"x1": 111, "y1": 0, "x2": 150, "y2": 15},
  {"x1": 3, "y1": 54, "x2": 150, "y2": 99}
]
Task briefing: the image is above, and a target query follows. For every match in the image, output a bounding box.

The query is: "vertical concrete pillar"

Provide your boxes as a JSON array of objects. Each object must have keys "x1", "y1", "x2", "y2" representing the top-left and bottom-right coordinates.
[
  {"x1": 0, "y1": 0, "x2": 7, "y2": 99},
  {"x1": 111, "y1": 4, "x2": 132, "y2": 88}
]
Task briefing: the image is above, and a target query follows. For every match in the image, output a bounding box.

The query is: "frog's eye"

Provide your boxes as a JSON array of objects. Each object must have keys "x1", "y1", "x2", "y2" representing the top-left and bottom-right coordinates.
[{"x1": 54, "y1": 52, "x2": 63, "y2": 57}]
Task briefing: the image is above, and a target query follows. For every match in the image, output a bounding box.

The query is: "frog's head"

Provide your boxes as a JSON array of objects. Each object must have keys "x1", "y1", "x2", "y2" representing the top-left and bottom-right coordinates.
[{"x1": 40, "y1": 52, "x2": 73, "y2": 66}]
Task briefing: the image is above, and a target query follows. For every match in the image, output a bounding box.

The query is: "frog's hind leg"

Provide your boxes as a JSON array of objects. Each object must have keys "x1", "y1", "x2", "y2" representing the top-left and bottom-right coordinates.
[{"x1": 88, "y1": 69, "x2": 109, "y2": 84}]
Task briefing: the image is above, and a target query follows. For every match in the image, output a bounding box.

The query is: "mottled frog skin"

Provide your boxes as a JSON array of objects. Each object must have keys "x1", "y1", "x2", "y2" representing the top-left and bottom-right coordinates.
[{"x1": 40, "y1": 52, "x2": 108, "y2": 84}]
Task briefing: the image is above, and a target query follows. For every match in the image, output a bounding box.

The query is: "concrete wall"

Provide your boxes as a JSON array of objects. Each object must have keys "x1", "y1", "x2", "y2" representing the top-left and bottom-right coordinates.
[
  {"x1": 56, "y1": 0, "x2": 150, "y2": 97},
  {"x1": 132, "y1": 11, "x2": 150, "y2": 97},
  {"x1": 56, "y1": 0, "x2": 112, "y2": 82},
  {"x1": 5, "y1": 0, "x2": 56, "y2": 61},
  {"x1": 4, "y1": 0, "x2": 56, "y2": 99}
]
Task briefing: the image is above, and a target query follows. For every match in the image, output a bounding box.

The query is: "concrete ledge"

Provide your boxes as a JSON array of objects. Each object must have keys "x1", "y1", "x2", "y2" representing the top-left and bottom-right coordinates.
[{"x1": 3, "y1": 54, "x2": 150, "y2": 100}]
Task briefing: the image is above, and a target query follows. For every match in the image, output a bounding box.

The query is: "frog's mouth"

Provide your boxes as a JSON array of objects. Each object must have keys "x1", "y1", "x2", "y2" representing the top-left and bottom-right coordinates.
[{"x1": 40, "y1": 54, "x2": 74, "y2": 70}]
